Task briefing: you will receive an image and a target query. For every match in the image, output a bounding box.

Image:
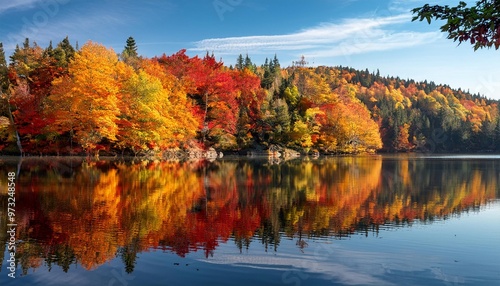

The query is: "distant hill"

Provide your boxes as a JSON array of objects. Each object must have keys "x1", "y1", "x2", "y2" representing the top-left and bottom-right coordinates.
[{"x1": 254, "y1": 59, "x2": 500, "y2": 153}]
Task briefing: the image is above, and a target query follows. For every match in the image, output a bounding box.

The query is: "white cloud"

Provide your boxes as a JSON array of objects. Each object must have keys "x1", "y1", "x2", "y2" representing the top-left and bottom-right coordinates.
[
  {"x1": 200, "y1": 251, "x2": 394, "y2": 285},
  {"x1": 311, "y1": 31, "x2": 440, "y2": 58},
  {"x1": 198, "y1": 244, "x2": 466, "y2": 285},
  {"x1": 0, "y1": 0, "x2": 45, "y2": 13},
  {"x1": 191, "y1": 14, "x2": 440, "y2": 59}
]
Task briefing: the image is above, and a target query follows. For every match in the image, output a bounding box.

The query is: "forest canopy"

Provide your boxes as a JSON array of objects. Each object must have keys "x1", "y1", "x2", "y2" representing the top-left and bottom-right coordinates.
[{"x1": 0, "y1": 37, "x2": 499, "y2": 156}]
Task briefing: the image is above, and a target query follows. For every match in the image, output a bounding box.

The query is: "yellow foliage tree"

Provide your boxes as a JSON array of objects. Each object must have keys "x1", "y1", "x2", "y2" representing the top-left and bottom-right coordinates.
[
  {"x1": 48, "y1": 41, "x2": 121, "y2": 154},
  {"x1": 118, "y1": 70, "x2": 171, "y2": 153},
  {"x1": 140, "y1": 59, "x2": 199, "y2": 147}
]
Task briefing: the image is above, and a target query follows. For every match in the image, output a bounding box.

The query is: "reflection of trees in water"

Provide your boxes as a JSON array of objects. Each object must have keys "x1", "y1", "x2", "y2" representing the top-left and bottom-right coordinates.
[
  {"x1": 0, "y1": 156, "x2": 498, "y2": 274},
  {"x1": 375, "y1": 158, "x2": 499, "y2": 222}
]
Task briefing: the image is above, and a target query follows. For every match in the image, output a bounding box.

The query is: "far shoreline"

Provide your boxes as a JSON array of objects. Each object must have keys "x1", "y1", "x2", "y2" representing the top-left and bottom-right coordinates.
[{"x1": 1, "y1": 151, "x2": 500, "y2": 162}]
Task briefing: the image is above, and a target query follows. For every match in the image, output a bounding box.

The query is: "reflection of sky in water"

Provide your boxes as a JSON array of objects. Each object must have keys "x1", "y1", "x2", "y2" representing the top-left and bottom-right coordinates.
[
  {"x1": 415, "y1": 155, "x2": 500, "y2": 160},
  {"x1": 196, "y1": 202, "x2": 500, "y2": 285},
  {"x1": 3, "y1": 202, "x2": 499, "y2": 286}
]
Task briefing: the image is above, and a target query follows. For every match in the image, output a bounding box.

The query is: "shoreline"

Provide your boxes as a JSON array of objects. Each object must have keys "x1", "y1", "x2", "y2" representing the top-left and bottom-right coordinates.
[{"x1": 1, "y1": 151, "x2": 499, "y2": 161}]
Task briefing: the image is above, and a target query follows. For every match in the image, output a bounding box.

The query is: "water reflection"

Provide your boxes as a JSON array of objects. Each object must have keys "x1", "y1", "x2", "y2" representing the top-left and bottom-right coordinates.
[{"x1": 0, "y1": 156, "x2": 498, "y2": 275}]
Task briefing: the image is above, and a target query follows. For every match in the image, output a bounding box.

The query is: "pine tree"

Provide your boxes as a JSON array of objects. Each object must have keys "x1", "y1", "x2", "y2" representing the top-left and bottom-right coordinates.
[
  {"x1": 9, "y1": 45, "x2": 20, "y2": 63},
  {"x1": 121, "y1": 37, "x2": 141, "y2": 69},
  {"x1": 235, "y1": 54, "x2": 244, "y2": 70},
  {"x1": 261, "y1": 58, "x2": 273, "y2": 89},
  {"x1": 123, "y1": 36, "x2": 138, "y2": 58},
  {"x1": 44, "y1": 41, "x2": 55, "y2": 58},
  {"x1": 23, "y1": 38, "x2": 30, "y2": 50},
  {"x1": 271, "y1": 54, "x2": 280, "y2": 74},
  {"x1": 53, "y1": 36, "x2": 75, "y2": 67},
  {"x1": 9, "y1": 38, "x2": 44, "y2": 77},
  {"x1": 59, "y1": 36, "x2": 75, "y2": 57},
  {"x1": 0, "y1": 42, "x2": 8, "y2": 93},
  {"x1": 244, "y1": 54, "x2": 254, "y2": 72}
]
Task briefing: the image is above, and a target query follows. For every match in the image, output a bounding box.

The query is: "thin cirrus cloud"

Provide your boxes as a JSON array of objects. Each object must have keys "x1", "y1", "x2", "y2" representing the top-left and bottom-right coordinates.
[
  {"x1": 0, "y1": 0, "x2": 46, "y2": 13},
  {"x1": 311, "y1": 31, "x2": 440, "y2": 58},
  {"x1": 191, "y1": 13, "x2": 441, "y2": 58}
]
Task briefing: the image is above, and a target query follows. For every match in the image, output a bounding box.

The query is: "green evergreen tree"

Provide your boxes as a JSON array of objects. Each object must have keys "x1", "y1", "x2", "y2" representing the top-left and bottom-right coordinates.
[
  {"x1": 23, "y1": 38, "x2": 30, "y2": 50},
  {"x1": 0, "y1": 42, "x2": 8, "y2": 93},
  {"x1": 261, "y1": 58, "x2": 274, "y2": 89},
  {"x1": 9, "y1": 38, "x2": 39, "y2": 77},
  {"x1": 43, "y1": 41, "x2": 55, "y2": 58},
  {"x1": 235, "y1": 54, "x2": 244, "y2": 70},
  {"x1": 53, "y1": 36, "x2": 75, "y2": 67},
  {"x1": 271, "y1": 54, "x2": 280, "y2": 74},
  {"x1": 60, "y1": 36, "x2": 75, "y2": 56},
  {"x1": 123, "y1": 36, "x2": 138, "y2": 58},
  {"x1": 9, "y1": 44, "x2": 19, "y2": 62},
  {"x1": 243, "y1": 54, "x2": 255, "y2": 72}
]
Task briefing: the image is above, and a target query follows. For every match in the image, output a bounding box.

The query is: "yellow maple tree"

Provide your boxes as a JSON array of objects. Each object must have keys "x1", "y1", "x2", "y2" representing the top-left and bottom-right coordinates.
[{"x1": 48, "y1": 41, "x2": 121, "y2": 154}]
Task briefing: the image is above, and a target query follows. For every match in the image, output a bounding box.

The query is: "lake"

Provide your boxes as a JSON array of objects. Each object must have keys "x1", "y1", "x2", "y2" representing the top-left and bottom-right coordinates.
[{"x1": 1, "y1": 154, "x2": 499, "y2": 286}]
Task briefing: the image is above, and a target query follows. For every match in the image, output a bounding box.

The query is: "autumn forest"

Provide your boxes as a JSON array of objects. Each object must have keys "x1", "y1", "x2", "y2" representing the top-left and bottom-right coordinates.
[{"x1": 1, "y1": 37, "x2": 499, "y2": 156}]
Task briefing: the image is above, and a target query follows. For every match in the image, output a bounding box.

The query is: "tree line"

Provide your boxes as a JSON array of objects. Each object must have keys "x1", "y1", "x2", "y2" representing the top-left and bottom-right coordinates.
[{"x1": 0, "y1": 37, "x2": 499, "y2": 156}]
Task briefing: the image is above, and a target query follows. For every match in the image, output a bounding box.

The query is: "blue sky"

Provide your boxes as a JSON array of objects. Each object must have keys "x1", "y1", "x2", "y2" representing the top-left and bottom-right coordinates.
[{"x1": 1, "y1": 0, "x2": 499, "y2": 99}]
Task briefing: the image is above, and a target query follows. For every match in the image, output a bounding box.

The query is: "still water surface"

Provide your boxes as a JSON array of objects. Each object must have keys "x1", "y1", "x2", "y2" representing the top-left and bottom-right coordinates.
[{"x1": 1, "y1": 155, "x2": 499, "y2": 285}]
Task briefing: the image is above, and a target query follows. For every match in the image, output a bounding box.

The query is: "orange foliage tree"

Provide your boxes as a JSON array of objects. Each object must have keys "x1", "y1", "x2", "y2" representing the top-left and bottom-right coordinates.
[{"x1": 47, "y1": 41, "x2": 121, "y2": 154}]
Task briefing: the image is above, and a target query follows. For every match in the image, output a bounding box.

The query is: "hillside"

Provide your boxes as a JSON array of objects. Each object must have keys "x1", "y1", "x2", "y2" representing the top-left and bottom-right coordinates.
[
  {"x1": 270, "y1": 65, "x2": 500, "y2": 153},
  {"x1": 0, "y1": 38, "x2": 499, "y2": 156}
]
